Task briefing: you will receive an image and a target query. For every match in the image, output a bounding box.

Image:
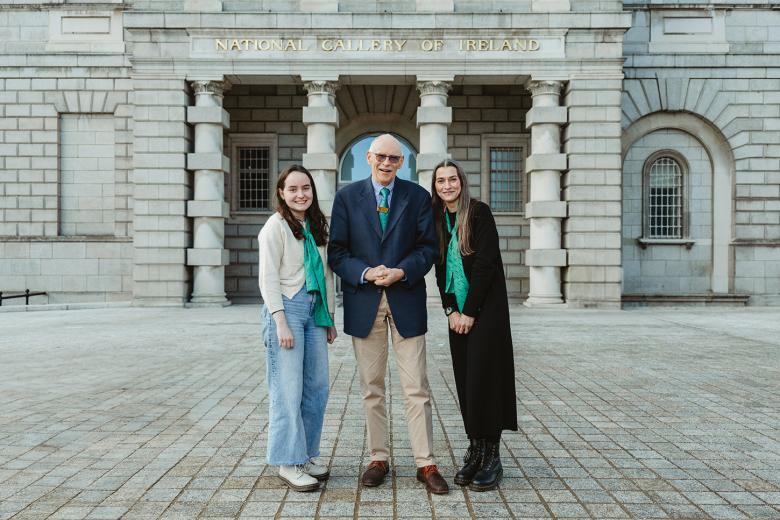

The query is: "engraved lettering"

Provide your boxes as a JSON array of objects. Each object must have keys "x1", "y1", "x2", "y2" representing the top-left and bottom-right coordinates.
[{"x1": 212, "y1": 36, "x2": 540, "y2": 54}]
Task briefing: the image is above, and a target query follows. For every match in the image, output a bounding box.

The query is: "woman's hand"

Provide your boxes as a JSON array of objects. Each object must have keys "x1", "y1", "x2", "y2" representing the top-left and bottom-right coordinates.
[
  {"x1": 327, "y1": 326, "x2": 338, "y2": 344},
  {"x1": 458, "y1": 313, "x2": 475, "y2": 335},
  {"x1": 449, "y1": 312, "x2": 475, "y2": 335},
  {"x1": 448, "y1": 311, "x2": 461, "y2": 333},
  {"x1": 273, "y1": 311, "x2": 294, "y2": 348},
  {"x1": 449, "y1": 311, "x2": 463, "y2": 334}
]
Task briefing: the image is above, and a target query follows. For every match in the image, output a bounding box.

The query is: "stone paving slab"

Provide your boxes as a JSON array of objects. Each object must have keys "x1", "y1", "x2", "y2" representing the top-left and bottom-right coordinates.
[{"x1": 0, "y1": 306, "x2": 779, "y2": 519}]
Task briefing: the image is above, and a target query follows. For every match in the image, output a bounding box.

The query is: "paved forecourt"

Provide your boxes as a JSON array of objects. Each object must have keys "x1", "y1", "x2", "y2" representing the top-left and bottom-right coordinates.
[{"x1": 0, "y1": 305, "x2": 779, "y2": 519}]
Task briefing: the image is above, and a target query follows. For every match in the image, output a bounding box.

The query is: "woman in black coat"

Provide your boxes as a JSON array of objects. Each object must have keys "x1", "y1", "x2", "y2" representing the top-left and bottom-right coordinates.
[{"x1": 431, "y1": 159, "x2": 518, "y2": 492}]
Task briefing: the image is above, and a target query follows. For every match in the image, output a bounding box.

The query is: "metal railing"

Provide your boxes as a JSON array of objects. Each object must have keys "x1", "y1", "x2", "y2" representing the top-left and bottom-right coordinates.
[{"x1": 0, "y1": 290, "x2": 47, "y2": 306}]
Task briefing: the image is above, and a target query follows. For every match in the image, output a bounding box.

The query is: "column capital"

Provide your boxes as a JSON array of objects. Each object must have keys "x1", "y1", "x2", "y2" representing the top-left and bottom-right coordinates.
[
  {"x1": 527, "y1": 80, "x2": 563, "y2": 98},
  {"x1": 417, "y1": 80, "x2": 452, "y2": 97},
  {"x1": 303, "y1": 80, "x2": 339, "y2": 97},
  {"x1": 192, "y1": 79, "x2": 231, "y2": 99}
]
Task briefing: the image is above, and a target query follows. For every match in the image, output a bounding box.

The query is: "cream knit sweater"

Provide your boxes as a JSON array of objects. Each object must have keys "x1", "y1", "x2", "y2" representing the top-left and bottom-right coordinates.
[{"x1": 257, "y1": 212, "x2": 335, "y2": 316}]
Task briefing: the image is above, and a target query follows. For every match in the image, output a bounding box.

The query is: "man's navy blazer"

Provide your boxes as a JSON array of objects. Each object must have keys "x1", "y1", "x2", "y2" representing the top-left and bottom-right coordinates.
[{"x1": 328, "y1": 176, "x2": 438, "y2": 339}]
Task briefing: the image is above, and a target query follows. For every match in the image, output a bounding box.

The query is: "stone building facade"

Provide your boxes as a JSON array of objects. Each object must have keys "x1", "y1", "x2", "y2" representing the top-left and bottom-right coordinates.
[{"x1": 1, "y1": 1, "x2": 778, "y2": 307}]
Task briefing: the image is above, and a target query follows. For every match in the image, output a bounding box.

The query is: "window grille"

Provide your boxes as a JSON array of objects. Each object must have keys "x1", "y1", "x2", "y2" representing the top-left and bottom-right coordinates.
[
  {"x1": 489, "y1": 146, "x2": 522, "y2": 212},
  {"x1": 647, "y1": 156, "x2": 683, "y2": 238},
  {"x1": 238, "y1": 147, "x2": 270, "y2": 210}
]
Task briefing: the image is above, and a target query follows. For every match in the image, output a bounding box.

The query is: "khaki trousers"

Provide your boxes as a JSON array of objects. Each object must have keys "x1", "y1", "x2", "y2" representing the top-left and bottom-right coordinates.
[{"x1": 352, "y1": 292, "x2": 435, "y2": 467}]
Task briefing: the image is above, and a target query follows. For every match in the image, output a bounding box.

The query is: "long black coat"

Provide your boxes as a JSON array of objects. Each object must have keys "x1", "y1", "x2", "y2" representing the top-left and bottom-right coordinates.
[{"x1": 434, "y1": 201, "x2": 517, "y2": 438}]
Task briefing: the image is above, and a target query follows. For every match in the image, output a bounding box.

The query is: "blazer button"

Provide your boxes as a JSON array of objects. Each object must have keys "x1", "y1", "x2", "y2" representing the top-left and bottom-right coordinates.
[{"x1": 376, "y1": 288, "x2": 382, "y2": 294}]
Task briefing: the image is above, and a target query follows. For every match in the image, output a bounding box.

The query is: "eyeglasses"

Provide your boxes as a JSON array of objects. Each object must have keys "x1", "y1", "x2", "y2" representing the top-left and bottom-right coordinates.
[{"x1": 371, "y1": 153, "x2": 402, "y2": 164}]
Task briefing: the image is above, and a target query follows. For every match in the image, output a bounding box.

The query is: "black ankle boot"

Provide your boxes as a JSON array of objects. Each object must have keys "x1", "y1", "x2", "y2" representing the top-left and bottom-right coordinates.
[
  {"x1": 454, "y1": 438, "x2": 483, "y2": 486},
  {"x1": 469, "y1": 439, "x2": 502, "y2": 491}
]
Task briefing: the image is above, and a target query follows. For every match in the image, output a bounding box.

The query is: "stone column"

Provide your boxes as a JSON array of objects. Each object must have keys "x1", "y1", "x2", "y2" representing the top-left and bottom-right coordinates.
[
  {"x1": 524, "y1": 80, "x2": 568, "y2": 307},
  {"x1": 416, "y1": 80, "x2": 452, "y2": 300},
  {"x1": 186, "y1": 80, "x2": 231, "y2": 306},
  {"x1": 416, "y1": 80, "x2": 452, "y2": 193},
  {"x1": 302, "y1": 80, "x2": 339, "y2": 216}
]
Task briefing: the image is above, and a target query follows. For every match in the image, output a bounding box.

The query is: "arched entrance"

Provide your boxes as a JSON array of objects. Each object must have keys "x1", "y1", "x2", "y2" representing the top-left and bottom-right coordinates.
[{"x1": 338, "y1": 132, "x2": 418, "y2": 191}]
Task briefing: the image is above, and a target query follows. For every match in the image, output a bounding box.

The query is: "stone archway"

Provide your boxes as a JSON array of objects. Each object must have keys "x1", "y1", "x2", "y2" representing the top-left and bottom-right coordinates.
[
  {"x1": 622, "y1": 112, "x2": 735, "y2": 293},
  {"x1": 334, "y1": 84, "x2": 420, "y2": 156},
  {"x1": 336, "y1": 114, "x2": 419, "y2": 157}
]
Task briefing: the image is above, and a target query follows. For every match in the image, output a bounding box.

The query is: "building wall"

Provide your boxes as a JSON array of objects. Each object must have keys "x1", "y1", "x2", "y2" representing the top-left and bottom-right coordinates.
[
  {"x1": 2, "y1": 1, "x2": 776, "y2": 306},
  {"x1": 222, "y1": 84, "x2": 532, "y2": 303},
  {"x1": 449, "y1": 85, "x2": 530, "y2": 298},
  {"x1": 0, "y1": 7, "x2": 133, "y2": 305},
  {"x1": 223, "y1": 85, "x2": 308, "y2": 302},
  {"x1": 622, "y1": 3, "x2": 780, "y2": 303},
  {"x1": 129, "y1": 0, "x2": 624, "y2": 12},
  {"x1": 623, "y1": 129, "x2": 713, "y2": 294}
]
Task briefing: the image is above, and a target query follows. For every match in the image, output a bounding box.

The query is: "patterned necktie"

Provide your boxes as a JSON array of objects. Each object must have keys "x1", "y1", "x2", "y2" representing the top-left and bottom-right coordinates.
[{"x1": 378, "y1": 187, "x2": 390, "y2": 232}]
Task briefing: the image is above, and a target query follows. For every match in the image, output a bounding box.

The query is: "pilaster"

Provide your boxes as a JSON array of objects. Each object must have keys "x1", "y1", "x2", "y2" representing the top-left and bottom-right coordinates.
[
  {"x1": 132, "y1": 77, "x2": 191, "y2": 307},
  {"x1": 562, "y1": 77, "x2": 624, "y2": 308}
]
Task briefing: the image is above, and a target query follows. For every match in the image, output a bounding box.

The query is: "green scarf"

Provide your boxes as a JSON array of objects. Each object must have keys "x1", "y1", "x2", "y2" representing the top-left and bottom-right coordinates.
[
  {"x1": 302, "y1": 218, "x2": 334, "y2": 327},
  {"x1": 444, "y1": 210, "x2": 469, "y2": 313}
]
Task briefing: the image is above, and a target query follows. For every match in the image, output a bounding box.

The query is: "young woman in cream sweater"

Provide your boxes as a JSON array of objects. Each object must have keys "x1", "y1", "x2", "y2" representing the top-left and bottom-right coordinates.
[{"x1": 258, "y1": 164, "x2": 337, "y2": 492}]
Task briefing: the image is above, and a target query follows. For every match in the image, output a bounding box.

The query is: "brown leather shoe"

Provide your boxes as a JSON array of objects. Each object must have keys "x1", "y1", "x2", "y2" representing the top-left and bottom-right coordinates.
[
  {"x1": 361, "y1": 460, "x2": 389, "y2": 487},
  {"x1": 416, "y1": 464, "x2": 449, "y2": 494}
]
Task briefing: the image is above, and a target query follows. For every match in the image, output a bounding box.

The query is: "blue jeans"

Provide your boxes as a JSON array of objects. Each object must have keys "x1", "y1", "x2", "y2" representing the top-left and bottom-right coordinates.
[{"x1": 263, "y1": 286, "x2": 329, "y2": 465}]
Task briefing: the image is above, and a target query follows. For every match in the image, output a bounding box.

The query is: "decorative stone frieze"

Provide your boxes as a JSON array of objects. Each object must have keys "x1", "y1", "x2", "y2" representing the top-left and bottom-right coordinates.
[
  {"x1": 303, "y1": 80, "x2": 339, "y2": 98},
  {"x1": 192, "y1": 79, "x2": 229, "y2": 98},
  {"x1": 528, "y1": 80, "x2": 563, "y2": 98},
  {"x1": 417, "y1": 80, "x2": 452, "y2": 98}
]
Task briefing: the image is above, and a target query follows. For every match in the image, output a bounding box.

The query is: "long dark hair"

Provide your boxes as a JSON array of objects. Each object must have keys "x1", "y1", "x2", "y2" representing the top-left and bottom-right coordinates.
[
  {"x1": 275, "y1": 164, "x2": 329, "y2": 246},
  {"x1": 431, "y1": 159, "x2": 475, "y2": 262}
]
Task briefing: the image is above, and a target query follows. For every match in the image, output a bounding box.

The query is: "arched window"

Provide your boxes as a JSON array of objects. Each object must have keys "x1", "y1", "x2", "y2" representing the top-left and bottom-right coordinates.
[
  {"x1": 338, "y1": 133, "x2": 417, "y2": 185},
  {"x1": 643, "y1": 151, "x2": 687, "y2": 239}
]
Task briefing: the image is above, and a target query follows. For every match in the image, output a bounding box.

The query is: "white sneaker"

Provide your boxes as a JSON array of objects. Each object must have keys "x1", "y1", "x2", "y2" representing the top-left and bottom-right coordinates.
[
  {"x1": 279, "y1": 464, "x2": 320, "y2": 491},
  {"x1": 303, "y1": 457, "x2": 330, "y2": 481}
]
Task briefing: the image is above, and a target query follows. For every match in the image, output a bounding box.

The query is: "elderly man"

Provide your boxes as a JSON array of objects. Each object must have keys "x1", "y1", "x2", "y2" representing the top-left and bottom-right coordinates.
[{"x1": 328, "y1": 134, "x2": 447, "y2": 494}]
